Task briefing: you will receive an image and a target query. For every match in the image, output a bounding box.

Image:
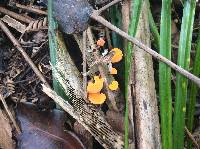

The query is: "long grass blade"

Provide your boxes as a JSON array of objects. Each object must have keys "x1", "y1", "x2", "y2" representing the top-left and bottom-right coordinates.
[
  {"x1": 148, "y1": 5, "x2": 160, "y2": 50},
  {"x1": 173, "y1": 1, "x2": 196, "y2": 148},
  {"x1": 109, "y1": 5, "x2": 123, "y2": 49},
  {"x1": 186, "y1": 28, "x2": 200, "y2": 149},
  {"x1": 159, "y1": 0, "x2": 172, "y2": 149}
]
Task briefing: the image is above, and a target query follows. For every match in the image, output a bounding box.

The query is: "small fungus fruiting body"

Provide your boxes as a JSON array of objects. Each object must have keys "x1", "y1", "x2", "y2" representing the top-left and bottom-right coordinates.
[
  {"x1": 88, "y1": 92, "x2": 106, "y2": 104},
  {"x1": 108, "y1": 81, "x2": 119, "y2": 91},
  {"x1": 110, "y1": 67, "x2": 117, "y2": 75},
  {"x1": 87, "y1": 76, "x2": 104, "y2": 93},
  {"x1": 86, "y1": 40, "x2": 122, "y2": 105},
  {"x1": 97, "y1": 38, "x2": 105, "y2": 47},
  {"x1": 111, "y1": 48, "x2": 123, "y2": 63}
]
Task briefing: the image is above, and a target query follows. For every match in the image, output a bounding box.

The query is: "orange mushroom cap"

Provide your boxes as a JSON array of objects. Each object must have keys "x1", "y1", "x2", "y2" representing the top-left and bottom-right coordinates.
[
  {"x1": 110, "y1": 67, "x2": 117, "y2": 75},
  {"x1": 111, "y1": 48, "x2": 123, "y2": 63},
  {"x1": 88, "y1": 92, "x2": 106, "y2": 104},
  {"x1": 108, "y1": 81, "x2": 119, "y2": 91},
  {"x1": 97, "y1": 38, "x2": 105, "y2": 47},
  {"x1": 87, "y1": 76, "x2": 104, "y2": 93}
]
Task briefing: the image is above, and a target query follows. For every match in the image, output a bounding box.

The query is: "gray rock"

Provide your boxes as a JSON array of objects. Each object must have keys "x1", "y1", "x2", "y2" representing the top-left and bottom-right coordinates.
[{"x1": 51, "y1": 0, "x2": 93, "y2": 34}]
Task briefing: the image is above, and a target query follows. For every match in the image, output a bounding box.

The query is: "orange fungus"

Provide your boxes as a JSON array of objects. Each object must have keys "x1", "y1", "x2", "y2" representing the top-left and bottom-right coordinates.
[
  {"x1": 110, "y1": 67, "x2": 117, "y2": 75},
  {"x1": 88, "y1": 92, "x2": 106, "y2": 104},
  {"x1": 111, "y1": 48, "x2": 123, "y2": 63},
  {"x1": 97, "y1": 38, "x2": 105, "y2": 47},
  {"x1": 108, "y1": 81, "x2": 119, "y2": 91},
  {"x1": 87, "y1": 76, "x2": 104, "y2": 93}
]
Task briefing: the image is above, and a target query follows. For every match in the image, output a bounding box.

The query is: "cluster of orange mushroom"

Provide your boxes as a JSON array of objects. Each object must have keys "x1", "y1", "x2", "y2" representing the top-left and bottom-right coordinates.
[{"x1": 87, "y1": 38, "x2": 123, "y2": 105}]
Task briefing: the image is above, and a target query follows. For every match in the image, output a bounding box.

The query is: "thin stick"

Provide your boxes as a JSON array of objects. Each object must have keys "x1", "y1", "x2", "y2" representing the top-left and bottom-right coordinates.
[
  {"x1": 15, "y1": 3, "x2": 47, "y2": 15},
  {"x1": 0, "y1": 7, "x2": 33, "y2": 23},
  {"x1": 82, "y1": 31, "x2": 87, "y2": 100},
  {"x1": 105, "y1": 27, "x2": 112, "y2": 49},
  {"x1": 91, "y1": 12, "x2": 200, "y2": 88},
  {"x1": 97, "y1": 0, "x2": 122, "y2": 14},
  {"x1": 0, "y1": 20, "x2": 50, "y2": 88},
  {"x1": 0, "y1": 94, "x2": 21, "y2": 134},
  {"x1": 185, "y1": 126, "x2": 199, "y2": 148}
]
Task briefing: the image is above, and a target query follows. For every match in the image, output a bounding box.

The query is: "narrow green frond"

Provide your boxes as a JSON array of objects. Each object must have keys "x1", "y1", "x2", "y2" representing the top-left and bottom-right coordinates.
[
  {"x1": 186, "y1": 28, "x2": 200, "y2": 149},
  {"x1": 109, "y1": 5, "x2": 123, "y2": 49},
  {"x1": 159, "y1": 0, "x2": 172, "y2": 149},
  {"x1": 173, "y1": 1, "x2": 196, "y2": 148},
  {"x1": 148, "y1": 5, "x2": 160, "y2": 50}
]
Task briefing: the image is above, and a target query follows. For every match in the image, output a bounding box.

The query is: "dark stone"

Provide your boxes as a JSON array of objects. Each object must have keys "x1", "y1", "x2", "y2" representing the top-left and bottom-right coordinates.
[{"x1": 52, "y1": 0, "x2": 93, "y2": 34}]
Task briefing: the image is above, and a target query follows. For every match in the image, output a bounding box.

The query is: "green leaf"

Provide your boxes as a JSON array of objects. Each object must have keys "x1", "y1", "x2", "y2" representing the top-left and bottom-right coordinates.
[
  {"x1": 148, "y1": 5, "x2": 160, "y2": 50},
  {"x1": 173, "y1": 1, "x2": 196, "y2": 148},
  {"x1": 159, "y1": 0, "x2": 172, "y2": 149},
  {"x1": 109, "y1": 5, "x2": 123, "y2": 49},
  {"x1": 186, "y1": 28, "x2": 200, "y2": 149}
]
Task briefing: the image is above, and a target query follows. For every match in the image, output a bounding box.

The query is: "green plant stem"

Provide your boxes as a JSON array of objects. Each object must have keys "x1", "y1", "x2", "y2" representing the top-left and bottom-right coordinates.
[
  {"x1": 173, "y1": 1, "x2": 196, "y2": 148},
  {"x1": 159, "y1": 0, "x2": 172, "y2": 149},
  {"x1": 148, "y1": 6, "x2": 160, "y2": 50},
  {"x1": 186, "y1": 28, "x2": 200, "y2": 149},
  {"x1": 125, "y1": 0, "x2": 143, "y2": 148},
  {"x1": 109, "y1": 5, "x2": 123, "y2": 49}
]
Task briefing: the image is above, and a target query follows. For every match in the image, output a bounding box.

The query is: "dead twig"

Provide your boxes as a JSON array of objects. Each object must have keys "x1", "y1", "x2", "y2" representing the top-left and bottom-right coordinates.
[
  {"x1": 185, "y1": 126, "x2": 199, "y2": 149},
  {"x1": 14, "y1": 3, "x2": 47, "y2": 15},
  {"x1": 82, "y1": 31, "x2": 87, "y2": 100},
  {"x1": 90, "y1": 11, "x2": 200, "y2": 87},
  {"x1": 0, "y1": 7, "x2": 33, "y2": 23},
  {"x1": 105, "y1": 27, "x2": 112, "y2": 49},
  {"x1": 97, "y1": 0, "x2": 122, "y2": 14},
  {"x1": 0, "y1": 94, "x2": 21, "y2": 134},
  {"x1": 88, "y1": 51, "x2": 114, "y2": 68}
]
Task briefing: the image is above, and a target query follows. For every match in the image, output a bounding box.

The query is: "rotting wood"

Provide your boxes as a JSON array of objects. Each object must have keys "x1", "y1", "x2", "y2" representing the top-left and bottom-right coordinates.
[
  {"x1": 132, "y1": 2, "x2": 161, "y2": 148},
  {"x1": 2, "y1": 15, "x2": 26, "y2": 33}
]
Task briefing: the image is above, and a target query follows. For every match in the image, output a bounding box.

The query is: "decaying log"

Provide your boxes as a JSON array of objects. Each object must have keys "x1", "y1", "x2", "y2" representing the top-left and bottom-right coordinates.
[{"x1": 131, "y1": 2, "x2": 161, "y2": 148}]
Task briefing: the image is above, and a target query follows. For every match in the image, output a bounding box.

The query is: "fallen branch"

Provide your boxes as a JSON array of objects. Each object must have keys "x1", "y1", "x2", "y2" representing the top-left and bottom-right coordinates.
[{"x1": 42, "y1": 84, "x2": 124, "y2": 148}]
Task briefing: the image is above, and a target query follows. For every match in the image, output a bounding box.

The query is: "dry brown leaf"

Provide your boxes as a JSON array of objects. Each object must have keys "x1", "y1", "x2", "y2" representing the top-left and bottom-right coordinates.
[{"x1": 16, "y1": 103, "x2": 85, "y2": 149}]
